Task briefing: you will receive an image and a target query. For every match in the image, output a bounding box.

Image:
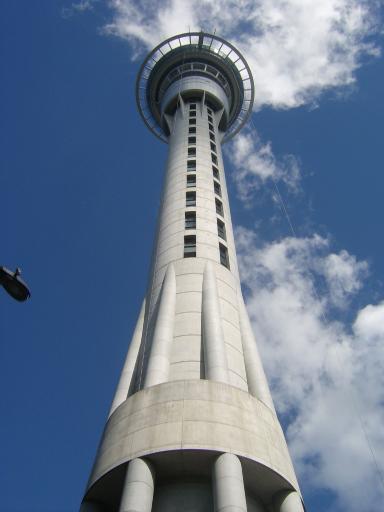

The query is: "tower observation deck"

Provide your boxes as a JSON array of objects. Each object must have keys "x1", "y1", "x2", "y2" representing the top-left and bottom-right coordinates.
[{"x1": 81, "y1": 32, "x2": 306, "y2": 512}]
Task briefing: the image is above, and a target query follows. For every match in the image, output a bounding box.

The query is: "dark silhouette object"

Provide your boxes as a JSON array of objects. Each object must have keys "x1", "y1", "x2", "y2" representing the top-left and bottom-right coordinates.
[{"x1": 0, "y1": 266, "x2": 30, "y2": 302}]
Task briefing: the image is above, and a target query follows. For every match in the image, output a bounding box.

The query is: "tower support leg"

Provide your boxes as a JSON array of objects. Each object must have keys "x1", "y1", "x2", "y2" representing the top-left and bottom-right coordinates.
[
  {"x1": 213, "y1": 453, "x2": 247, "y2": 512},
  {"x1": 144, "y1": 263, "x2": 176, "y2": 388},
  {"x1": 119, "y1": 458, "x2": 155, "y2": 512},
  {"x1": 274, "y1": 490, "x2": 305, "y2": 512}
]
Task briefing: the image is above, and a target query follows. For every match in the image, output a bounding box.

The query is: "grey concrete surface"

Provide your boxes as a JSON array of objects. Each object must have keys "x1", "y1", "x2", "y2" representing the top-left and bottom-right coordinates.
[
  {"x1": 213, "y1": 453, "x2": 247, "y2": 512},
  {"x1": 238, "y1": 296, "x2": 275, "y2": 413},
  {"x1": 202, "y1": 261, "x2": 229, "y2": 383},
  {"x1": 109, "y1": 299, "x2": 146, "y2": 416},
  {"x1": 144, "y1": 264, "x2": 176, "y2": 388},
  {"x1": 119, "y1": 458, "x2": 154, "y2": 512},
  {"x1": 274, "y1": 490, "x2": 305, "y2": 512}
]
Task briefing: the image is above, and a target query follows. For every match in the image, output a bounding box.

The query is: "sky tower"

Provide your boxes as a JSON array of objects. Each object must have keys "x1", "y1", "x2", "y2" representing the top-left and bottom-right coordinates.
[{"x1": 81, "y1": 32, "x2": 305, "y2": 512}]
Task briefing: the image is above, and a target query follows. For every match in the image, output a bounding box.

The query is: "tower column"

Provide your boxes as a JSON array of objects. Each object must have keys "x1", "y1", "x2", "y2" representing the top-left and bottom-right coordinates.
[
  {"x1": 109, "y1": 299, "x2": 146, "y2": 417},
  {"x1": 118, "y1": 458, "x2": 155, "y2": 512},
  {"x1": 238, "y1": 296, "x2": 275, "y2": 412},
  {"x1": 202, "y1": 262, "x2": 229, "y2": 383},
  {"x1": 144, "y1": 263, "x2": 176, "y2": 388},
  {"x1": 274, "y1": 491, "x2": 305, "y2": 512},
  {"x1": 213, "y1": 453, "x2": 247, "y2": 512}
]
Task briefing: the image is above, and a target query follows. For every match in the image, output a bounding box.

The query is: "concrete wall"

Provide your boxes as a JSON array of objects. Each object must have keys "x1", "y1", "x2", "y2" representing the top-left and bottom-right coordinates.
[
  {"x1": 88, "y1": 380, "x2": 299, "y2": 493},
  {"x1": 134, "y1": 96, "x2": 249, "y2": 393}
]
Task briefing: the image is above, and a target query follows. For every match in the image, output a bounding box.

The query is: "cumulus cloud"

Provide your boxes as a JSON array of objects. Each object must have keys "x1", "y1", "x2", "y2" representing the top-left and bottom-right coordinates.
[
  {"x1": 226, "y1": 128, "x2": 301, "y2": 203},
  {"x1": 236, "y1": 227, "x2": 384, "y2": 511},
  {"x1": 105, "y1": 0, "x2": 381, "y2": 108}
]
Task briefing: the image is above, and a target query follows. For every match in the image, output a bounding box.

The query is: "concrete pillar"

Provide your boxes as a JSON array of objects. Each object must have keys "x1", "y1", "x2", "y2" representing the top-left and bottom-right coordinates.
[
  {"x1": 202, "y1": 262, "x2": 229, "y2": 383},
  {"x1": 119, "y1": 458, "x2": 155, "y2": 512},
  {"x1": 144, "y1": 263, "x2": 176, "y2": 388},
  {"x1": 274, "y1": 490, "x2": 305, "y2": 512},
  {"x1": 109, "y1": 299, "x2": 146, "y2": 417},
  {"x1": 213, "y1": 453, "x2": 247, "y2": 512},
  {"x1": 238, "y1": 296, "x2": 275, "y2": 413}
]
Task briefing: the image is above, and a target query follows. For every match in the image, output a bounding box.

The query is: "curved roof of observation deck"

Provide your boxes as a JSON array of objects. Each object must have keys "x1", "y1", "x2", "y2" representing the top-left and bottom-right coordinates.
[{"x1": 136, "y1": 32, "x2": 254, "y2": 143}]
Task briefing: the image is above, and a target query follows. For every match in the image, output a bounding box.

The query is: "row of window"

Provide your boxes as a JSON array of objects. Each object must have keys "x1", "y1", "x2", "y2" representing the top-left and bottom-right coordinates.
[
  {"x1": 184, "y1": 211, "x2": 225, "y2": 239},
  {"x1": 184, "y1": 103, "x2": 198, "y2": 258},
  {"x1": 208, "y1": 108, "x2": 230, "y2": 269},
  {"x1": 184, "y1": 234, "x2": 229, "y2": 267},
  {"x1": 182, "y1": 101, "x2": 229, "y2": 268},
  {"x1": 185, "y1": 190, "x2": 223, "y2": 215}
]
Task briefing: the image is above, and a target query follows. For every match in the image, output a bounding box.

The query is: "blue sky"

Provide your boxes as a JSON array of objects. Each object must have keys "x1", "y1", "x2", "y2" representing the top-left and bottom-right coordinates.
[{"x1": 1, "y1": 1, "x2": 384, "y2": 511}]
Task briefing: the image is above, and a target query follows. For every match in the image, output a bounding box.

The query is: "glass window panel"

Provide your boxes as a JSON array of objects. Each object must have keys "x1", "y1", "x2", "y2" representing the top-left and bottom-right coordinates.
[
  {"x1": 186, "y1": 191, "x2": 196, "y2": 207},
  {"x1": 217, "y1": 219, "x2": 226, "y2": 240},
  {"x1": 219, "y1": 243, "x2": 230, "y2": 268},
  {"x1": 215, "y1": 198, "x2": 224, "y2": 216},
  {"x1": 184, "y1": 235, "x2": 196, "y2": 257},
  {"x1": 185, "y1": 212, "x2": 196, "y2": 229}
]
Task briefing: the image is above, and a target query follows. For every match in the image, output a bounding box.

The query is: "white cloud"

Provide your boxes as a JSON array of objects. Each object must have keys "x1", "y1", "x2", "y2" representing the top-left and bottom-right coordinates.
[
  {"x1": 62, "y1": 0, "x2": 98, "y2": 18},
  {"x1": 105, "y1": 0, "x2": 381, "y2": 108},
  {"x1": 320, "y1": 250, "x2": 369, "y2": 308},
  {"x1": 236, "y1": 227, "x2": 384, "y2": 511},
  {"x1": 226, "y1": 128, "x2": 301, "y2": 203}
]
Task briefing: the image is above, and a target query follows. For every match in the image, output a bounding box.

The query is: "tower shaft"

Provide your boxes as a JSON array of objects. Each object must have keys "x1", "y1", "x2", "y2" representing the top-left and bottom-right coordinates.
[{"x1": 81, "y1": 32, "x2": 305, "y2": 512}]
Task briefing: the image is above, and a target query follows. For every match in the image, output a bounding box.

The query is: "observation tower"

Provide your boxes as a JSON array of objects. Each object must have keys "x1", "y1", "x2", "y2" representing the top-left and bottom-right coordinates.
[{"x1": 81, "y1": 32, "x2": 305, "y2": 512}]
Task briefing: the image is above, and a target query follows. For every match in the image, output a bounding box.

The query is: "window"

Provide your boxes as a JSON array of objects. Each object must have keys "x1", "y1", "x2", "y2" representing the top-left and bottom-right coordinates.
[
  {"x1": 207, "y1": 108, "x2": 213, "y2": 115},
  {"x1": 190, "y1": 110, "x2": 196, "y2": 117},
  {"x1": 186, "y1": 191, "x2": 196, "y2": 207},
  {"x1": 212, "y1": 166, "x2": 219, "y2": 180},
  {"x1": 190, "y1": 103, "x2": 197, "y2": 110},
  {"x1": 187, "y1": 160, "x2": 196, "y2": 171},
  {"x1": 189, "y1": 118, "x2": 196, "y2": 125},
  {"x1": 217, "y1": 219, "x2": 226, "y2": 240},
  {"x1": 209, "y1": 132, "x2": 215, "y2": 142},
  {"x1": 219, "y1": 243, "x2": 230, "y2": 268},
  {"x1": 188, "y1": 147, "x2": 196, "y2": 157},
  {"x1": 215, "y1": 198, "x2": 224, "y2": 216},
  {"x1": 207, "y1": 65, "x2": 217, "y2": 76},
  {"x1": 208, "y1": 115, "x2": 213, "y2": 123},
  {"x1": 187, "y1": 175, "x2": 196, "y2": 188},
  {"x1": 212, "y1": 153, "x2": 218, "y2": 165},
  {"x1": 214, "y1": 181, "x2": 221, "y2": 197},
  {"x1": 211, "y1": 142, "x2": 217, "y2": 153},
  {"x1": 184, "y1": 235, "x2": 196, "y2": 258},
  {"x1": 188, "y1": 136, "x2": 196, "y2": 145},
  {"x1": 209, "y1": 123, "x2": 214, "y2": 132},
  {"x1": 189, "y1": 127, "x2": 196, "y2": 134},
  {"x1": 185, "y1": 212, "x2": 196, "y2": 229}
]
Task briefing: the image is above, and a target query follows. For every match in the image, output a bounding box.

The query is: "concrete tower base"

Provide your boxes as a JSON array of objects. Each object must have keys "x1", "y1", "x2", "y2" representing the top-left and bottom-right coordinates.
[{"x1": 82, "y1": 381, "x2": 303, "y2": 511}]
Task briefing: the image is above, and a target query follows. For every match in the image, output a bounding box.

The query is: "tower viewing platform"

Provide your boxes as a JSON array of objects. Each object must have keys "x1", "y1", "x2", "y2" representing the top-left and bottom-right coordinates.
[
  {"x1": 81, "y1": 32, "x2": 305, "y2": 512},
  {"x1": 136, "y1": 32, "x2": 254, "y2": 143}
]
